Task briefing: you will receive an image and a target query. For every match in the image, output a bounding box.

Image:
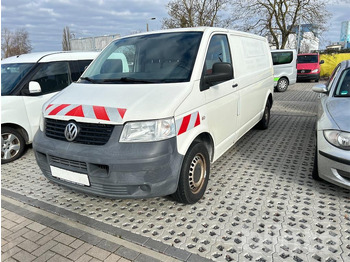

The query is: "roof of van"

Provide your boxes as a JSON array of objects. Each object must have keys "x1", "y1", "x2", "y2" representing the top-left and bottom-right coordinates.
[
  {"x1": 1, "y1": 51, "x2": 99, "y2": 64},
  {"x1": 271, "y1": 49, "x2": 297, "y2": 52},
  {"x1": 120, "y1": 27, "x2": 267, "y2": 41}
]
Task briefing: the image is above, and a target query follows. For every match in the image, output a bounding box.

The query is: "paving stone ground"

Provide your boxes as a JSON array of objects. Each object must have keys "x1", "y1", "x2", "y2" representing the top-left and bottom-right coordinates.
[{"x1": 2, "y1": 82, "x2": 350, "y2": 262}]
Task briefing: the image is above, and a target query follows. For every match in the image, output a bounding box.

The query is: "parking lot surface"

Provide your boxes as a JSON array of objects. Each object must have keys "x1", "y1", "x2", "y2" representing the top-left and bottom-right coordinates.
[{"x1": 2, "y1": 82, "x2": 350, "y2": 262}]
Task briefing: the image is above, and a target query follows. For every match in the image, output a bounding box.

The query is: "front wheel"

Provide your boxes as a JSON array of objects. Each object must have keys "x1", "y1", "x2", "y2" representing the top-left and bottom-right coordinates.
[
  {"x1": 1, "y1": 127, "x2": 26, "y2": 164},
  {"x1": 172, "y1": 142, "x2": 210, "y2": 204},
  {"x1": 312, "y1": 145, "x2": 321, "y2": 180},
  {"x1": 276, "y1": 78, "x2": 289, "y2": 92}
]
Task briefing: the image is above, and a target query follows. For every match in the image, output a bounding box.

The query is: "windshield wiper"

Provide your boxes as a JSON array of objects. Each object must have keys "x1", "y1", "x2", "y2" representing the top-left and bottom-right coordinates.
[
  {"x1": 102, "y1": 77, "x2": 155, "y2": 83},
  {"x1": 80, "y1": 77, "x2": 99, "y2": 83}
]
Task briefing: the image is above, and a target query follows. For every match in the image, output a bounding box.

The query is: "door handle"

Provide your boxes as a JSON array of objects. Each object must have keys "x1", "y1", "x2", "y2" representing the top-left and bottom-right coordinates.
[{"x1": 232, "y1": 83, "x2": 238, "y2": 88}]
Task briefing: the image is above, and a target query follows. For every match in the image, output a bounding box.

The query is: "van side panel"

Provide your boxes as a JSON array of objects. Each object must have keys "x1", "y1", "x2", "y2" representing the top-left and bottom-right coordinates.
[
  {"x1": 272, "y1": 50, "x2": 297, "y2": 86},
  {"x1": 229, "y1": 35, "x2": 273, "y2": 141}
]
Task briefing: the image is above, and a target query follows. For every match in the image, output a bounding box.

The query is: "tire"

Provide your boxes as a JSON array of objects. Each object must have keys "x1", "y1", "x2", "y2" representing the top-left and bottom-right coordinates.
[
  {"x1": 172, "y1": 142, "x2": 210, "y2": 204},
  {"x1": 276, "y1": 78, "x2": 288, "y2": 92},
  {"x1": 1, "y1": 127, "x2": 26, "y2": 164},
  {"x1": 312, "y1": 144, "x2": 321, "y2": 180},
  {"x1": 257, "y1": 100, "x2": 271, "y2": 130}
]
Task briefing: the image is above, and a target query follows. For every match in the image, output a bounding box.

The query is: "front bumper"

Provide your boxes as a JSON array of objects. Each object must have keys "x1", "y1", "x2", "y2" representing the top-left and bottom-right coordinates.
[
  {"x1": 317, "y1": 131, "x2": 350, "y2": 189},
  {"x1": 33, "y1": 125, "x2": 184, "y2": 198},
  {"x1": 297, "y1": 73, "x2": 319, "y2": 81}
]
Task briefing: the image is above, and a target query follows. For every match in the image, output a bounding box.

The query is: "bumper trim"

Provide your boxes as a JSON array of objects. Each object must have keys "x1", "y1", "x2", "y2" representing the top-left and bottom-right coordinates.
[{"x1": 319, "y1": 150, "x2": 350, "y2": 165}]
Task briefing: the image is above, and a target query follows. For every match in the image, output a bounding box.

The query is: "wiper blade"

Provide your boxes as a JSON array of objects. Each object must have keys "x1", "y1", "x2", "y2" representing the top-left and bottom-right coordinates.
[
  {"x1": 102, "y1": 77, "x2": 155, "y2": 83},
  {"x1": 80, "y1": 77, "x2": 99, "y2": 83}
]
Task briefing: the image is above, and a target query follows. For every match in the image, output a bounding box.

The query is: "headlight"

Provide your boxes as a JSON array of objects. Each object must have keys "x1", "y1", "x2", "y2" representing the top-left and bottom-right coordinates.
[
  {"x1": 120, "y1": 118, "x2": 176, "y2": 142},
  {"x1": 39, "y1": 112, "x2": 44, "y2": 132},
  {"x1": 324, "y1": 130, "x2": 350, "y2": 150},
  {"x1": 311, "y1": 69, "x2": 319, "y2": 73}
]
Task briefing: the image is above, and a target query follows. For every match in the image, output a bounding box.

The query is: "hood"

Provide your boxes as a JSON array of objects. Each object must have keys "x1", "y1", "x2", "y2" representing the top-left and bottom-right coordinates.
[
  {"x1": 326, "y1": 98, "x2": 350, "y2": 132},
  {"x1": 45, "y1": 82, "x2": 192, "y2": 124},
  {"x1": 297, "y1": 63, "x2": 318, "y2": 70}
]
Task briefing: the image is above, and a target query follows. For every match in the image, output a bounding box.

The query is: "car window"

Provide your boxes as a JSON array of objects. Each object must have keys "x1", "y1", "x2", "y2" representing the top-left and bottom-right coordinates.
[
  {"x1": 204, "y1": 34, "x2": 232, "y2": 76},
  {"x1": 334, "y1": 68, "x2": 350, "y2": 97},
  {"x1": 31, "y1": 62, "x2": 70, "y2": 95},
  {"x1": 81, "y1": 32, "x2": 203, "y2": 84},
  {"x1": 1, "y1": 63, "x2": 35, "y2": 95},
  {"x1": 70, "y1": 60, "x2": 93, "y2": 82},
  {"x1": 272, "y1": 52, "x2": 293, "y2": 65},
  {"x1": 326, "y1": 64, "x2": 341, "y2": 91}
]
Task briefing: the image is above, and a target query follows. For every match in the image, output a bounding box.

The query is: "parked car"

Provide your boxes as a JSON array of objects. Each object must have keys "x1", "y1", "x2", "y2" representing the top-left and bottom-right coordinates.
[
  {"x1": 312, "y1": 59, "x2": 350, "y2": 189},
  {"x1": 1, "y1": 51, "x2": 98, "y2": 164},
  {"x1": 297, "y1": 53, "x2": 324, "y2": 82},
  {"x1": 33, "y1": 27, "x2": 274, "y2": 204},
  {"x1": 271, "y1": 49, "x2": 297, "y2": 92}
]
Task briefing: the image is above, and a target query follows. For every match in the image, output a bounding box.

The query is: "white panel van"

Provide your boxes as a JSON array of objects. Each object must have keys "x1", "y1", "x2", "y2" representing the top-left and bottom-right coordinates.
[
  {"x1": 33, "y1": 28, "x2": 274, "y2": 204},
  {"x1": 1, "y1": 52, "x2": 98, "y2": 163},
  {"x1": 271, "y1": 49, "x2": 297, "y2": 92}
]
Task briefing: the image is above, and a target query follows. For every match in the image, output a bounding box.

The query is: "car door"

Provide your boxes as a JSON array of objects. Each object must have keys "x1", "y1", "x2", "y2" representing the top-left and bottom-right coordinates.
[
  {"x1": 22, "y1": 61, "x2": 71, "y2": 141},
  {"x1": 202, "y1": 34, "x2": 239, "y2": 156}
]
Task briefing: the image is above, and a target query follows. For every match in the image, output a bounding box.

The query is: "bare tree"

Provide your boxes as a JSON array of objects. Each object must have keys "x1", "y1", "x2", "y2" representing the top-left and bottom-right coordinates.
[
  {"x1": 163, "y1": 0, "x2": 229, "y2": 29},
  {"x1": 1, "y1": 28, "x2": 32, "y2": 59},
  {"x1": 62, "y1": 26, "x2": 72, "y2": 51},
  {"x1": 230, "y1": 0, "x2": 330, "y2": 50}
]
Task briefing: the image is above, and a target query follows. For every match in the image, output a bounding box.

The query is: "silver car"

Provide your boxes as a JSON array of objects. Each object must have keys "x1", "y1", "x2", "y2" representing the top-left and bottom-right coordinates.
[{"x1": 312, "y1": 59, "x2": 350, "y2": 188}]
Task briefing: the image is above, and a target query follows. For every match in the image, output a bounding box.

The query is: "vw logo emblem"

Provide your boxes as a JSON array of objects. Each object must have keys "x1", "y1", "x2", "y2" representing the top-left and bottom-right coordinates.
[
  {"x1": 64, "y1": 122, "x2": 78, "y2": 141},
  {"x1": 301, "y1": 70, "x2": 305, "y2": 73}
]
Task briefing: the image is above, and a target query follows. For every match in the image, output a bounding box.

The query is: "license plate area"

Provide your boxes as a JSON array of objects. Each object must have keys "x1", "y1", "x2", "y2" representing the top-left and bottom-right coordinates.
[{"x1": 50, "y1": 166, "x2": 90, "y2": 186}]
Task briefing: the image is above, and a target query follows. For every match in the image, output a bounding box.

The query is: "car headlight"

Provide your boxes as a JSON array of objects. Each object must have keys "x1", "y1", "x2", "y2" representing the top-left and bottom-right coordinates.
[
  {"x1": 324, "y1": 130, "x2": 350, "y2": 150},
  {"x1": 120, "y1": 118, "x2": 176, "y2": 142},
  {"x1": 311, "y1": 69, "x2": 319, "y2": 73}
]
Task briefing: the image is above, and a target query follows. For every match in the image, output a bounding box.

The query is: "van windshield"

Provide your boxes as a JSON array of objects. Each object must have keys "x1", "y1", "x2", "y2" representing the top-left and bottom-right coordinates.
[
  {"x1": 1, "y1": 63, "x2": 35, "y2": 95},
  {"x1": 80, "y1": 32, "x2": 203, "y2": 84},
  {"x1": 297, "y1": 55, "x2": 318, "y2": 64}
]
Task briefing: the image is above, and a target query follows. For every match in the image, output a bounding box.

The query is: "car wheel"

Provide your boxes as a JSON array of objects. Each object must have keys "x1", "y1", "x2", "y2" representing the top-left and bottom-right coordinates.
[
  {"x1": 257, "y1": 100, "x2": 271, "y2": 130},
  {"x1": 312, "y1": 145, "x2": 321, "y2": 180},
  {"x1": 1, "y1": 127, "x2": 26, "y2": 164},
  {"x1": 172, "y1": 142, "x2": 210, "y2": 204},
  {"x1": 276, "y1": 78, "x2": 288, "y2": 92}
]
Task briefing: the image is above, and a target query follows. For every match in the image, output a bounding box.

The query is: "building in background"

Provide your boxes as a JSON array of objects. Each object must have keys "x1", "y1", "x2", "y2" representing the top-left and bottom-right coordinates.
[
  {"x1": 340, "y1": 21, "x2": 350, "y2": 49},
  {"x1": 70, "y1": 34, "x2": 120, "y2": 51}
]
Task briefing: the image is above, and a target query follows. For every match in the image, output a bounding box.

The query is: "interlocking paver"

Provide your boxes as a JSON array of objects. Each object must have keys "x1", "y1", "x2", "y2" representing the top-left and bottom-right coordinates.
[
  {"x1": 12, "y1": 249, "x2": 36, "y2": 262},
  {"x1": 32, "y1": 240, "x2": 58, "y2": 257},
  {"x1": 86, "y1": 245, "x2": 111, "y2": 260},
  {"x1": 54, "y1": 232, "x2": 76, "y2": 245},
  {"x1": 104, "y1": 253, "x2": 124, "y2": 262},
  {"x1": 67, "y1": 242, "x2": 93, "y2": 261},
  {"x1": 27, "y1": 221, "x2": 47, "y2": 232},
  {"x1": 50, "y1": 242, "x2": 74, "y2": 257},
  {"x1": 18, "y1": 239, "x2": 40, "y2": 253},
  {"x1": 2, "y1": 82, "x2": 350, "y2": 262},
  {"x1": 33, "y1": 250, "x2": 56, "y2": 262}
]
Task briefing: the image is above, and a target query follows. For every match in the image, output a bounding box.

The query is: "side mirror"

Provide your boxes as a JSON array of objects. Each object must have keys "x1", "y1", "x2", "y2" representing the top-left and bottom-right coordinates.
[
  {"x1": 312, "y1": 83, "x2": 327, "y2": 94},
  {"x1": 320, "y1": 60, "x2": 324, "y2": 65},
  {"x1": 29, "y1": 81, "x2": 42, "y2": 94},
  {"x1": 201, "y1": 62, "x2": 233, "y2": 91}
]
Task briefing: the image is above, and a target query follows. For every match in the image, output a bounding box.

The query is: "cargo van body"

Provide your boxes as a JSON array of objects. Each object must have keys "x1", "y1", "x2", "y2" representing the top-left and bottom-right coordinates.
[
  {"x1": 1, "y1": 51, "x2": 98, "y2": 163},
  {"x1": 33, "y1": 28, "x2": 274, "y2": 204},
  {"x1": 271, "y1": 49, "x2": 297, "y2": 92},
  {"x1": 297, "y1": 53, "x2": 324, "y2": 82}
]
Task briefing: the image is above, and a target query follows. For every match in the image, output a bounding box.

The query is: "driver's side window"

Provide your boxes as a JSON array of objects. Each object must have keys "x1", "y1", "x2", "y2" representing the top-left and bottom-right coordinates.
[{"x1": 204, "y1": 35, "x2": 232, "y2": 76}]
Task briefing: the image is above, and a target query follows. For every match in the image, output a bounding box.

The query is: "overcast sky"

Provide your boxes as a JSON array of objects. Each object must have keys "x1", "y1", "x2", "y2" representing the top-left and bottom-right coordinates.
[{"x1": 1, "y1": 0, "x2": 350, "y2": 52}]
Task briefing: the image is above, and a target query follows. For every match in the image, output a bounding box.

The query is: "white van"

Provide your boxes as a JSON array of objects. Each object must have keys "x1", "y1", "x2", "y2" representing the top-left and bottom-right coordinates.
[
  {"x1": 33, "y1": 28, "x2": 273, "y2": 204},
  {"x1": 271, "y1": 49, "x2": 297, "y2": 92},
  {"x1": 1, "y1": 51, "x2": 98, "y2": 163}
]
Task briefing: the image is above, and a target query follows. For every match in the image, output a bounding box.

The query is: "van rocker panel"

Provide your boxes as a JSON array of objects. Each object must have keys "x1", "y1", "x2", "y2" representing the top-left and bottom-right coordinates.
[{"x1": 33, "y1": 126, "x2": 184, "y2": 198}]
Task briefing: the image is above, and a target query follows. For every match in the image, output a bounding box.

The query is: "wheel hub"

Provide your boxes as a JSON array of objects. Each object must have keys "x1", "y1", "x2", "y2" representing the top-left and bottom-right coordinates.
[{"x1": 188, "y1": 154, "x2": 206, "y2": 194}]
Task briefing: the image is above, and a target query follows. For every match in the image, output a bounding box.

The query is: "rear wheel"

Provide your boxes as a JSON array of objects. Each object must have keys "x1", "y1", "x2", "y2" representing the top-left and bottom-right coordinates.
[
  {"x1": 1, "y1": 127, "x2": 26, "y2": 164},
  {"x1": 172, "y1": 142, "x2": 210, "y2": 204},
  {"x1": 257, "y1": 100, "x2": 271, "y2": 130},
  {"x1": 276, "y1": 78, "x2": 289, "y2": 92}
]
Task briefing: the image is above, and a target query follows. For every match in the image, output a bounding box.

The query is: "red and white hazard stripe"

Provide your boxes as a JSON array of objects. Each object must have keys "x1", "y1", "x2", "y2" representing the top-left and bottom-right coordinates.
[
  {"x1": 176, "y1": 111, "x2": 200, "y2": 136},
  {"x1": 45, "y1": 104, "x2": 126, "y2": 122}
]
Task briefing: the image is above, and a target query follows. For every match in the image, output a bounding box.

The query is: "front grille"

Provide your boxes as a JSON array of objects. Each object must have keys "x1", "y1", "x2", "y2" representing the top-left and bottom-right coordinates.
[
  {"x1": 45, "y1": 118, "x2": 114, "y2": 145},
  {"x1": 50, "y1": 155, "x2": 87, "y2": 172},
  {"x1": 297, "y1": 69, "x2": 311, "y2": 73}
]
